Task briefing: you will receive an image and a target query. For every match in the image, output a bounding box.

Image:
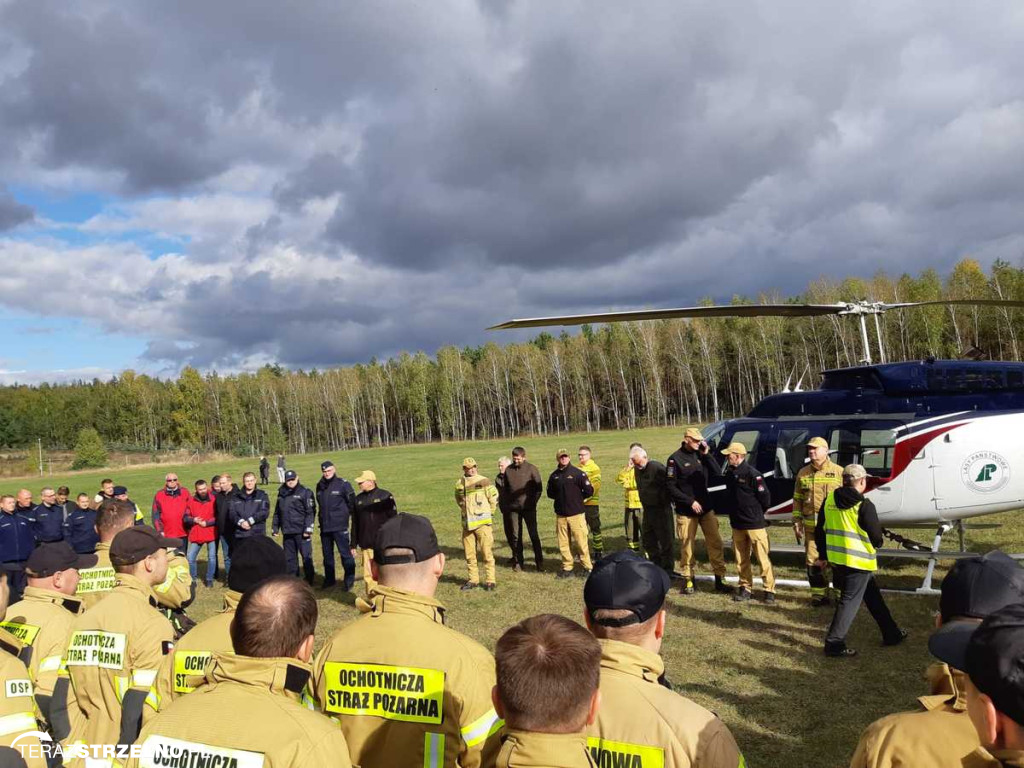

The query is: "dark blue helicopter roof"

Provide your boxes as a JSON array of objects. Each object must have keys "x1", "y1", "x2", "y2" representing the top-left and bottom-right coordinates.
[{"x1": 748, "y1": 359, "x2": 1024, "y2": 418}]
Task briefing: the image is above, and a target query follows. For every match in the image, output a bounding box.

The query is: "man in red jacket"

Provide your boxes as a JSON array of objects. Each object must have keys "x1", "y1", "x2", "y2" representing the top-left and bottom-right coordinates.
[
  {"x1": 184, "y1": 479, "x2": 218, "y2": 587},
  {"x1": 152, "y1": 472, "x2": 191, "y2": 542}
]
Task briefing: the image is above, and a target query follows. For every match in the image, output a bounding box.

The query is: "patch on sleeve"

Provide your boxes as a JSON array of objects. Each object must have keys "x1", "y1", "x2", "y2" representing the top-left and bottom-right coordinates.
[{"x1": 5, "y1": 679, "x2": 33, "y2": 698}]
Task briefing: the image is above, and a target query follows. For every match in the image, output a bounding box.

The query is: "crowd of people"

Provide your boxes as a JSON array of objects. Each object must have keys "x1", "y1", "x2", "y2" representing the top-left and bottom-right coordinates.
[{"x1": 0, "y1": 430, "x2": 1022, "y2": 766}]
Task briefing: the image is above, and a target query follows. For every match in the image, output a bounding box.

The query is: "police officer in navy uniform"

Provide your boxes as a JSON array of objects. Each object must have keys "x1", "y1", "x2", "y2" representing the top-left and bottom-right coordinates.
[
  {"x1": 32, "y1": 487, "x2": 65, "y2": 544},
  {"x1": 0, "y1": 493, "x2": 35, "y2": 602},
  {"x1": 315, "y1": 461, "x2": 356, "y2": 590},
  {"x1": 273, "y1": 470, "x2": 317, "y2": 585},
  {"x1": 64, "y1": 493, "x2": 100, "y2": 554}
]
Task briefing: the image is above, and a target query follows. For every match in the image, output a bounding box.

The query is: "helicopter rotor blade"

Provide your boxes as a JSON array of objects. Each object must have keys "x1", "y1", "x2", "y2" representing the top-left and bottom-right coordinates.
[
  {"x1": 488, "y1": 303, "x2": 848, "y2": 330},
  {"x1": 882, "y1": 299, "x2": 1024, "y2": 311}
]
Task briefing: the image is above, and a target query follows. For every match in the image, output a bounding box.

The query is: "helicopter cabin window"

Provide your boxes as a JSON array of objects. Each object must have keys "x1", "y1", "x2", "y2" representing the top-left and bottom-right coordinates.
[
  {"x1": 775, "y1": 427, "x2": 821, "y2": 480},
  {"x1": 727, "y1": 430, "x2": 761, "y2": 458},
  {"x1": 828, "y1": 425, "x2": 898, "y2": 477}
]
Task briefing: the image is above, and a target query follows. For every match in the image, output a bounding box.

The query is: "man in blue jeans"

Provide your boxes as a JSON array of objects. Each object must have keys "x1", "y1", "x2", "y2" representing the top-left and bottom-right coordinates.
[
  {"x1": 315, "y1": 461, "x2": 355, "y2": 590},
  {"x1": 184, "y1": 479, "x2": 218, "y2": 587}
]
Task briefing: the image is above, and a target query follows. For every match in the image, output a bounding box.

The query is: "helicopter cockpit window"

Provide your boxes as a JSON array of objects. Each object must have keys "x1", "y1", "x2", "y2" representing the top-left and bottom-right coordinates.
[{"x1": 828, "y1": 424, "x2": 898, "y2": 477}]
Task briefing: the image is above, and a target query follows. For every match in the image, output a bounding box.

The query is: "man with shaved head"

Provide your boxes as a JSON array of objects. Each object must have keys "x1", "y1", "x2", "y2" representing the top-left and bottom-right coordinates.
[{"x1": 127, "y1": 576, "x2": 353, "y2": 768}]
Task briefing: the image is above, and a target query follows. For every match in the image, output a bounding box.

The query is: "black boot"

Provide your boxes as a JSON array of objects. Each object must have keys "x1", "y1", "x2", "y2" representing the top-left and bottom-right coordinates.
[{"x1": 715, "y1": 575, "x2": 733, "y2": 594}]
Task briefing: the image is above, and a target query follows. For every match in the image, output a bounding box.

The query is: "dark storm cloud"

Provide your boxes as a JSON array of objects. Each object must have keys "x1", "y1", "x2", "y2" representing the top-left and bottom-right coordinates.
[
  {"x1": 0, "y1": 186, "x2": 33, "y2": 231},
  {"x1": 2, "y1": 1, "x2": 1024, "y2": 375}
]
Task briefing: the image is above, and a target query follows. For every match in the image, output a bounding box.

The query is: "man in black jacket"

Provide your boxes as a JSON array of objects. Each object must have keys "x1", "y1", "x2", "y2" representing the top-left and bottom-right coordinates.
[
  {"x1": 666, "y1": 428, "x2": 729, "y2": 595},
  {"x1": 629, "y1": 446, "x2": 674, "y2": 576},
  {"x1": 227, "y1": 472, "x2": 270, "y2": 541},
  {"x1": 272, "y1": 470, "x2": 316, "y2": 584},
  {"x1": 815, "y1": 464, "x2": 907, "y2": 657},
  {"x1": 720, "y1": 442, "x2": 773, "y2": 603},
  {"x1": 316, "y1": 461, "x2": 356, "y2": 590},
  {"x1": 259, "y1": 456, "x2": 270, "y2": 485},
  {"x1": 546, "y1": 448, "x2": 594, "y2": 578},
  {"x1": 213, "y1": 474, "x2": 236, "y2": 578},
  {"x1": 352, "y1": 470, "x2": 397, "y2": 592},
  {"x1": 496, "y1": 447, "x2": 544, "y2": 572}
]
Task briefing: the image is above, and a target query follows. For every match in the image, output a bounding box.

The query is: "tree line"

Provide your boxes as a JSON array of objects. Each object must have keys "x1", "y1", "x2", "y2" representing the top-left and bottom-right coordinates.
[{"x1": 1, "y1": 259, "x2": 1022, "y2": 455}]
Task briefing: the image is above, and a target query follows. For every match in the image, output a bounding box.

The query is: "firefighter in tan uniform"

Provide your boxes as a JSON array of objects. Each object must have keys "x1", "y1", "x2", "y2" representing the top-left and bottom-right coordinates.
[
  {"x1": 851, "y1": 551, "x2": 1024, "y2": 768},
  {"x1": 151, "y1": 536, "x2": 287, "y2": 712},
  {"x1": 63, "y1": 526, "x2": 176, "y2": 758},
  {"x1": 493, "y1": 614, "x2": 600, "y2": 768},
  {"x1": 127, "y1": 576, "x2": 353, "y2": 768},
  {"x1": 455, "y1": 458, "x2": 499, "y2": 591},
  {"x1": 583, "y1": 551, "x2": 745, "y2": 768},
  {"x1": 792, "y1": 437, "x2": 842, "y2": 605},
  {"x1": 1, "y1": 543, "x2": 94, "y2": 735},
  {"x1": 0, "y1": 571, "x2": 48, "y2": 768},
  {"x1": 313, "y1": 513, "x2": 503, "y2": 768},
  {"x1": 76, "y1": 501, "x2": 195, "y2": 628},
  {"x1": 928, "y1": 603, "x2": 1024, "y2": 767}
]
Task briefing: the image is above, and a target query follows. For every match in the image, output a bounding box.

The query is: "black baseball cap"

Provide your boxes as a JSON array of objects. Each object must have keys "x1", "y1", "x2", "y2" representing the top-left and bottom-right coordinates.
[
  {"x1": 321, "y1": 461, "x2": 334, "y2": 471},
  {"x1": 374, "y1": 514, "x2": 440, "y2": 564},
  {"x1": 932, "y1": 603, "x2": 1024, "y2": 726},
  {"x1": 26, "y1": 542, "x2": 98, "y2": 577},
  {"x1": 113, "y1": 486, "x2": 128, "y2": 496},
  {"x1": 109, "y1": 525, "x2": 180, "y2": 566},
  {"x1": 284, "y1": 470, "x2": 297, "y2": 481},
  {"x1": 584, "y1": 551, "x2": 671, "y2": 627},
  {"x1": 228, "y1": 536, "x2": 288, "y2": 592},
  {"x1": 938, "y1": 551, "x2": 1024, "y2": 622}
]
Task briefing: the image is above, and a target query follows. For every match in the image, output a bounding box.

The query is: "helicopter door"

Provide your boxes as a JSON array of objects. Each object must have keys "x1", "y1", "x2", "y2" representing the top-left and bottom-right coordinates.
[
  {"x1": 827, "y1": 421, "x2": 904, "y2": 515},
  {"x1": 770, "y1": 424, "x2": 829, "y2": 516}
]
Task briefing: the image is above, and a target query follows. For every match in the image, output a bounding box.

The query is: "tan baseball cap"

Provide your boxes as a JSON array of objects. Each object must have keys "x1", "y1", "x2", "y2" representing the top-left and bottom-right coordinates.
[
  {"x1": 684, "y1": 427, "x2": 704, "y2": 441},
  {"x1": 556, "y1": 447, "x2": 570, "y2": 458},
  {"x1": 462, "y1": 457, "x2": 477, "y2": 469},
  {"x1": 843, "y1": 464, "x2": 867, "y2": 480},
  {"x1": 354, "y1": 470, "x2": 377, "y2": 484},
  {"x1": 807, "y1": 437, "x2": 829, "y2": 450},
  {"x1": 720, "y1": 442, "x2": 748, "y2": 457}
]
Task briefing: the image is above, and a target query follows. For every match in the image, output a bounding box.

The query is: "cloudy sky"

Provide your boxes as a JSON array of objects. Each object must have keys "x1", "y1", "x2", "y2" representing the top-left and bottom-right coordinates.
[{"x1": 2, "y1": 1, "x2": 1023, "y2": 383}]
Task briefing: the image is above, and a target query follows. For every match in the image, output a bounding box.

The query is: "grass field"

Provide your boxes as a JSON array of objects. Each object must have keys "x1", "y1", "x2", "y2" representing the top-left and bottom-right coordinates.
[{"x1": 4, "y1": 425, "x2": 1020, "y2": 767}]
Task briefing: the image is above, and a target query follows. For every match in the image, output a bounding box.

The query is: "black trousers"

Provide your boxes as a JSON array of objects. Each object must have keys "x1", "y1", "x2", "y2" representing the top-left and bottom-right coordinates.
[
  {"x1": 502, "y1": 507, "x2": 543, "y2": 567},
  {"x1": 641, "y1": 505, "x2": 674, "y2": 576},
  {"x1": 825, "y1": 565, "x2": 901, "y2": 649},
  {"x1": 1, "y1": 562, "x2": 27, "y2": 603},
  {"x1": 321, "y1": 530, "x2": 355, "y2": 586},
  {"x1": 283, "y1": 534, "x2": 315, "y2": 583}
]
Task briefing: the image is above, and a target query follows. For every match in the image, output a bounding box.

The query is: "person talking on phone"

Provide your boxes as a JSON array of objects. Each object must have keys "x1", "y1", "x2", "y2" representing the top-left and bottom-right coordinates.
[{"x1": 666, "y1": 427, "x2": 730, "y2": 596}]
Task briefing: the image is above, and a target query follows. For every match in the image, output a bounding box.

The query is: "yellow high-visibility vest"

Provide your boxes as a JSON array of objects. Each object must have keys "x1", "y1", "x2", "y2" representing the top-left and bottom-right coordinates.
[{"x1": 823, "y1": 494, "x2": 877, "y2": 571}]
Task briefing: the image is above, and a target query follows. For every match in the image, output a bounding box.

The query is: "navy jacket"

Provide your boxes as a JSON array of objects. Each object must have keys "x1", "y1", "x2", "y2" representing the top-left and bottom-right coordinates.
[
  {"x1": 32, "y1": 502, "x2": 65, "y2": 543},
  {"x1": 226, "y1": 488, "x2": 270, "y2": 538},
  {"x1": 273, "y1": 483, "x2": 315, "y2": 536},
  {"x1": 666, "y1": 445, "x2": 722, "y2": 516},
  {"x1": 720, "y1": 461, "x2": 771, "y2": 530},
  {"x1": 315, "y1": 476, "x2": 356, "y2": 534},
  {"x1": 0, "y1": 512, "x2": 35, "y2": 563},
  {"x1": 546, "y1": 465, "x2": 594, "y2": 517},
  {"x1": 64, "y1": 508, "x2": 99, "y2": 554}
]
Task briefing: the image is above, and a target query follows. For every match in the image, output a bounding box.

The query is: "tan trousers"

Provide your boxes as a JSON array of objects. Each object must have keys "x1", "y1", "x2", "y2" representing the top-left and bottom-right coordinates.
[
  {"x1": 556, "y1": 515, "x2": 593, "y2": 572},
  {"x1": 733, "y1": 527, "x2": 776, "y2": 593},
  {"x1": 676, "y1": 513, "x2": 726, "y2": 578},
  {"x1": 463, "y1": 524, "x2": 496, "y2": 584},
  {"x1": 361, "y1": 547, "x2": 376, "y2": 594}
]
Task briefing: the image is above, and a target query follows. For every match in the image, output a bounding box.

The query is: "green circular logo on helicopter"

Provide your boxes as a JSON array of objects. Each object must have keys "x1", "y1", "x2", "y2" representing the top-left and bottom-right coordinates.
[{"x1": 961, "y1": 451, "x2": 1011, "y2": 494}]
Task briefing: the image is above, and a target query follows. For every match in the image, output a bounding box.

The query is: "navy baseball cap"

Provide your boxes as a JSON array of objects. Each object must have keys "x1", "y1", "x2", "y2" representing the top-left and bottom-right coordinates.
[
  {"x1": 321, "y1": 461, "x2": 334, "y2": 471},
  {"x1": 939, "y1": 551, "x2": 1024, "y2": 622},
  {"x1": 932, "y1": 603, "x2": 1024, "y2": 726},
  {"x1": 109, "y1": 525, "x2": 180, "y2": 566},
  {"x1": 228, "y1": 536, "x2": 288, "y2": 592},
  {"x1": 584, "y1": 551, "x2": 671, "y2": 627},
  {"x1": 113, "y1": 486, "x2": 128, "y2": 496},
  {"x1": 284, "y1": 470, "x2": 297, "y2": 481},
  {"x1": 375, "y1": 514, "x2": 440, "y2": 564},
  {"x1": 26, "y1": 542, "x2": 98, "y2": 577}
]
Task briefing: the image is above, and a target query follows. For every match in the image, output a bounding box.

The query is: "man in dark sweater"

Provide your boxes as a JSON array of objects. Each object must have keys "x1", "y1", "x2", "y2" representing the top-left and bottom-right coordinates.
[
  {"x1": 351, "y1": 470, "x2": 397, "y2": 593},
  {"x1": 630, "y1": 447, "x2": 675, "y2": 576},
  {"x1": 547, "y1": 448, "x2": 594, "y2": 578},
  {"x1": 496, "y1": 447, "x2": 544, "y2": 572},
  {"x1": 815, "y1": 464, "x2": 907, "y2": 657},
  {"x1": 720, "y1": 442, "x2": 772, "y2": 603}
]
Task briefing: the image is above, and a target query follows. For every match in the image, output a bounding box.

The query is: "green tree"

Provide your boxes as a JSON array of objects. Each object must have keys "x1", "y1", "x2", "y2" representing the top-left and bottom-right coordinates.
[{"x1": 72, "y1": 428, "x2": 109, "y2": 470}]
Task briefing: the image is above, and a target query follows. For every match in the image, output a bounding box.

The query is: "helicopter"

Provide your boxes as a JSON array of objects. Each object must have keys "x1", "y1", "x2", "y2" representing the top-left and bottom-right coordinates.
[{"x1": 491, "y1": 298, "x2": 1024, "y2": 593}]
